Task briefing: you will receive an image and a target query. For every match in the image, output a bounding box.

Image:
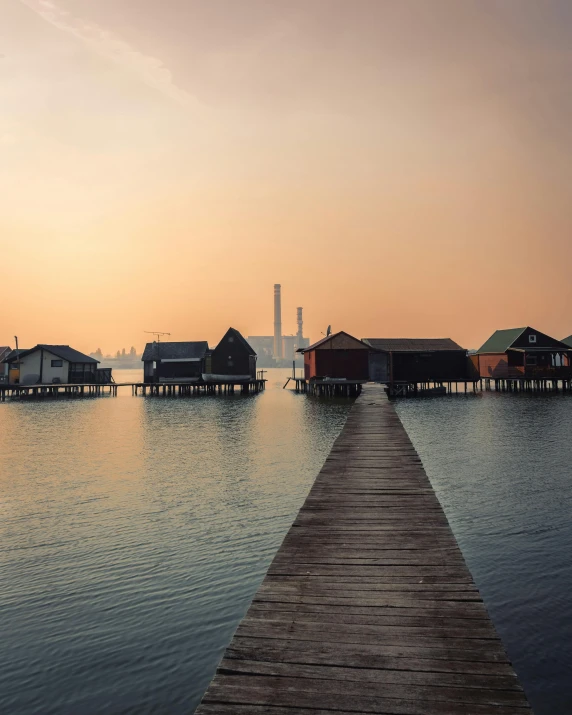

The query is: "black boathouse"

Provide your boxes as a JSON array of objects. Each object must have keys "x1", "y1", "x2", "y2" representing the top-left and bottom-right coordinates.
[
  {"x1": 142, "y1": 341, "x2": 209, "y2": 384},
  {"x1": 203, "y1": 328, "x2": 257, "y2": 383}
]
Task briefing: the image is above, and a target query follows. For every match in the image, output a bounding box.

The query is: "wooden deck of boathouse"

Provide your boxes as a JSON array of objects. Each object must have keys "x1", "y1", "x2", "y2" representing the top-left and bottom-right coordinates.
[{"x1": 196, "y1": 383, "x2": 531, "y2": 714}]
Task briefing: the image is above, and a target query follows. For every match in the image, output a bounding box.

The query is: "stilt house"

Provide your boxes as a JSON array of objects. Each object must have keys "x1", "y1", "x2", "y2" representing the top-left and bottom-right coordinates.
[
  {"x1": 0, "y1": 347, "x2": 11, "y2": 384},
  {"x1": 141, "y1": 341, "x2": 209, "y2": 384},
  {"x1": 297, "y1": 332, "x2": 370, "y2": 381},
  {"x1": 203, "y1": 328, "x2": 257, "y2": 383},
  {"x1": 3, "y1": 345, "x2": 102, "y2": 385},
  {"x1": 475, "y1": 327, "x2": 572, "y2": 379},
  {"x1": 362, "y1": 338, "x2": 468, "y2": 383}
]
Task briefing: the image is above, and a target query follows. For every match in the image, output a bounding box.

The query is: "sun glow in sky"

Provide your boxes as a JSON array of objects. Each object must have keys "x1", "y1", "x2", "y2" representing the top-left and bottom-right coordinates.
[{"x1": 2, "y1": 0, "x2": 572, "y2": 353}]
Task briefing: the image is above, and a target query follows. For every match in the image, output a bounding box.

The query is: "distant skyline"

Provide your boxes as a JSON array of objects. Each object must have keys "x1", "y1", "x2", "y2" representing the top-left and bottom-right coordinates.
[{"x1": 2, "y1": 0, "x2": 572, "y2": 353}]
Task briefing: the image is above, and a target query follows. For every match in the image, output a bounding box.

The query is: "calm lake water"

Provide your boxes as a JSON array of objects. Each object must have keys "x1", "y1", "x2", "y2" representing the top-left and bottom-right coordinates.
[
  {"x1": 0, "y1": 369, "x2": 351, "y2": 714},
  {"x1": 395, "y1": 392, "x2": 572, "y2": 715},
  {"x1": 1, "y1": 372, "x2": 570, "y2": 714}
]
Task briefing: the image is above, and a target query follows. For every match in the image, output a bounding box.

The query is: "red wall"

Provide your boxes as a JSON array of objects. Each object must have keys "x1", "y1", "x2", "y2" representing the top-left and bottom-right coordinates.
[
  {"x1": 315, "y1": 349, "x2": 370, "y2": 380},
  {"x1": 478, "y1": 354, "x2": 509, "y2": 378},
  {"x1": 304, "y1": 351, "x2": 315, "y2": 380}
]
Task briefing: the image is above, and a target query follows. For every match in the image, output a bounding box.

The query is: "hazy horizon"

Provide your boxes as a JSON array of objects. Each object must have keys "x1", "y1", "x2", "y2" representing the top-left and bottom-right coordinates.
[{"x1": 3, "y1": 0, "x2": 572, "y2": 354}]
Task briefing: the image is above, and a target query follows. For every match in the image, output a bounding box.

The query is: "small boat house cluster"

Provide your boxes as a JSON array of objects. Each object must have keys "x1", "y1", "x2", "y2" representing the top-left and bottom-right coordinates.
[
  {"x1": 296, "y1": 325, "x2": 572, "y2": 395},
  {"x1": 142, "y1": 328, "x2": 257, "y2": 385},
  {"x1": 298, "y1": 332, "x2": 470, "y2": 384}
]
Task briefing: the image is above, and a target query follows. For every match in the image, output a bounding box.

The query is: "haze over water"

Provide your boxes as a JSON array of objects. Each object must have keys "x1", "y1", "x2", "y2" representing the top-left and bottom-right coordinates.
[{"x1": 1, "y1": 372, "x2": 571, "y2": 714}]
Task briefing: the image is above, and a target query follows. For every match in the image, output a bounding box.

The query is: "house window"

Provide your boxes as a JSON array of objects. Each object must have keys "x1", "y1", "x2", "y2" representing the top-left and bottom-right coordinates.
[
  {"x1": 51, "y1": 360, "x2": 63, "y2": 367},
  {"x1": 529, "y1": 335, "x2": 537, "y2": 344},
  {"x1": 526, "y1": 355, "x2": 537, "y2": 366}
]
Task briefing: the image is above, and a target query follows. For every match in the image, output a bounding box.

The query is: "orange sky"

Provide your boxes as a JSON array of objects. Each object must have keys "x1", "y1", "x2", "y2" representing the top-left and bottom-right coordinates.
[{"x1": 2, "y1": 0, "x2": 572, "y2": 353}]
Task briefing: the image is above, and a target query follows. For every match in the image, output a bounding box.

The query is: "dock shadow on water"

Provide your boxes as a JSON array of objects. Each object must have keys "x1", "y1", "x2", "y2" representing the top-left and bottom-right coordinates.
[
  {"x1": 0, "y1": 369, "x2": 352, "y2": 714},
  {"x1": 395, "y1": 391, "x2": 572, "y2": 715}
]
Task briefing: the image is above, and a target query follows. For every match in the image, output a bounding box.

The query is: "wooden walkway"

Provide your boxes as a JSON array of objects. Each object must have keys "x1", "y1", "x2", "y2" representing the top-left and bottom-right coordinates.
[
  {"x1": 0, "y1": 380, "x2": 266, "y2": 401},
  {"x1": 196, "y1": 384, "x2": 531, "y2": 714}
]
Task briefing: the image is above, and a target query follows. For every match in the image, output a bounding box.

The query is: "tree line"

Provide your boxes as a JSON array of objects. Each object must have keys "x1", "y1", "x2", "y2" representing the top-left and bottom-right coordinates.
[{"x1": 90, "y1": 347, "x2": 140, "y2": 360}]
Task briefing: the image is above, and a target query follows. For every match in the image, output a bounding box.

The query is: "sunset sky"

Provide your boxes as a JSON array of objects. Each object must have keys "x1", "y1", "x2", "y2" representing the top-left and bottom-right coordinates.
[{"x1": 2, "y1": 0, "x2": 572, "y2": 353}]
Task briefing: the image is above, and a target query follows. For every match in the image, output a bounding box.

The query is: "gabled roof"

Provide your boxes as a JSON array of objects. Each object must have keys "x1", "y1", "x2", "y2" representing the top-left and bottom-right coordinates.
[
  {"x1": 298, "y1": 331, "x2": 369, "y2": 352},
  {"x1": 3, "y1": 348, "x2": 29, "y2": 362},
  {"x1": 562, "y1": 335, "x2": 572, "y2": 348},
  {"x1": 0, "y1": 347, "x2": 11, "y2": 362},
  {"x1": 141, "y1": 341, "x2": 209, "y2": 362},
  {"x1": 477, "y1": 328, "x2": 526, "y2": 354},
  {"x1": 214, "y1": 328, "x2": 256, "y2": 355},
  {"x1": 363, "y1": 338, "x2": 465, "y2": 352},
  {"x1": 5, "y1": 345, "x2": 98, "y2": 363}
]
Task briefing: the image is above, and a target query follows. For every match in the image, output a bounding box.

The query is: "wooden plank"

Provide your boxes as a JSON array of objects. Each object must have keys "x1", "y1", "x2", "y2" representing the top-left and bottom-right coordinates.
[
  {"x1": 225, "y1": 637, "x2": 516, "y2": 672},
  {"x1": 247, "y1": 601, "x2": 492, "y2": 619},
  {"x1": 233, "y1": 620, "x2": 505, "y2": 650},
  {"x1": 202, "y1": 681, "x2": 530, "y2": 713},
  {"x1": 245, "y1": 610, "x2": 499, "y2": 635},
  {"x1": 218, "y1": 662, "x2": 526, "y2": 699},
  {"x1": 195, "y1": 385, "x2": 532, "y2": 714},
  {"x1": 211, "y1": 672, "x2": 529, "y2": 707}
]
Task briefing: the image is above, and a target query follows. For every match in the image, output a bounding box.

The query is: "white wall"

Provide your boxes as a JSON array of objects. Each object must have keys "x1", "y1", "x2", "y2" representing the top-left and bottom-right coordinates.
[
  {"x1": 17, "y1": 351, "x2": 42, "y2": 384},
  {"x1": 40, "y1": 350, "x2": 69, "y2": 384},
  {"x1": 17, "y1": 349, "x2": 69, "y2": 384}
]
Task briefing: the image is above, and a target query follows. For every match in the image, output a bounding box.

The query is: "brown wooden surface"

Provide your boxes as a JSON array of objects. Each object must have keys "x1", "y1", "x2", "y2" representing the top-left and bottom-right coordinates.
[{"x1": 196, "y1": 384, "x2": 531, "y2": 714}]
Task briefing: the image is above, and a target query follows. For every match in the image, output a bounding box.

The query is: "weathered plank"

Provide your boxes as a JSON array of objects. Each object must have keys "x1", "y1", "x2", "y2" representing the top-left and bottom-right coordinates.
[{"x1": 195, "y1": 385, "x2": 531, "y2": 713}]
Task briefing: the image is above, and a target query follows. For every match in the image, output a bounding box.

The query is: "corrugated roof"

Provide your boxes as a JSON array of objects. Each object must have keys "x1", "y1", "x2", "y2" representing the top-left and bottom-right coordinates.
[
  {"x1": 562, "y1": 335, "x2": 572, "y2": 348},
  {"x1": 141, "y1": 341, "x2": 209, "y2": 362},
  {"x1": 363, "y1": 338, "x2": 465, "y2": 352},
  {"x1": 476, "y1": 328, "x2": 527, "y2": 354},
  {"x1": 5, "y1": 345, "x2": 97, "y2": 363},
  {"x1": 0, "y1": 347, "x2": 11, "y2": 362}
]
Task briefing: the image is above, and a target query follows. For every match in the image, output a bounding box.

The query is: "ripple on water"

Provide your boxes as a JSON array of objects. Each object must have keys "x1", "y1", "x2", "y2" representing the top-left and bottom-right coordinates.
[
  {"x1": 395, "y1": 392, "x2": 572, "y2": 715},
  {"x1": 0, "y1": 370, "x2": 351, "y2": 714}
]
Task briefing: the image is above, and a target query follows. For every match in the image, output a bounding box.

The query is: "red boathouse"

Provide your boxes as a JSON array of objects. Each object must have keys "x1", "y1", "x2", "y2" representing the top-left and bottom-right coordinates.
[{"x1": 298, "y1": 331, "x2": 370, "y2": 381}]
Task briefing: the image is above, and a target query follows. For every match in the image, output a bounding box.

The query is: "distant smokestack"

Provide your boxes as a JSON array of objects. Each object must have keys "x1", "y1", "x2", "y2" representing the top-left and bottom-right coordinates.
[
  {"x1": 296, "y1": 307, "x2": 303, "y2": 341},
  {"x1": 274, "y1": 284, "x2": 283, "y2": 358}
]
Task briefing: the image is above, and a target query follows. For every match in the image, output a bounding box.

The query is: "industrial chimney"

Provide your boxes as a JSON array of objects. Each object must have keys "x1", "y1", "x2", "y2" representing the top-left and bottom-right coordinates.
[
  {"x1": 273, "y1": 284, "x2": 283, "y2": 358},
  {"x1": 296, "y1": 307, "x2": 303, "y2": 341}
]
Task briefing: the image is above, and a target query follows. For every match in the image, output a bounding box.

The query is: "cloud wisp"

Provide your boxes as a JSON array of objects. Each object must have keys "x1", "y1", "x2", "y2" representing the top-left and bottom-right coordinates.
[{"x1": 18, "y1": 0, "x2": 199, "y2": 109}]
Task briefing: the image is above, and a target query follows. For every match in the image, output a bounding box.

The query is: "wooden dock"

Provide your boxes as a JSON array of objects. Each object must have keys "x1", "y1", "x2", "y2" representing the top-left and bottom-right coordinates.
[
  {"x1": 132, "y1": 379, "x2": 266, "y2": 396},
  {"x1": 196, "y1": 384, "x2": 531, "y2": 714},
  {"x1": 0, "y1": 380, "x2": 266, "y2": 401},
  {"x1": 0, "y1": 382, "x2": 119, "y2": 400},
  {"x1": 289, "y1": 377, "x2": 365, "y2": 397}
]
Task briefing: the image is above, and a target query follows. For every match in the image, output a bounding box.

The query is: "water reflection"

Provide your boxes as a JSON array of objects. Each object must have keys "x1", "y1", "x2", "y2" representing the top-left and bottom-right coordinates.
[
  {"x1": 396, "y1": 392, "x2": 572, "y2": 715},
  {"x1": 0, "y1": 369, "x2": 351, "y2": 714}
]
